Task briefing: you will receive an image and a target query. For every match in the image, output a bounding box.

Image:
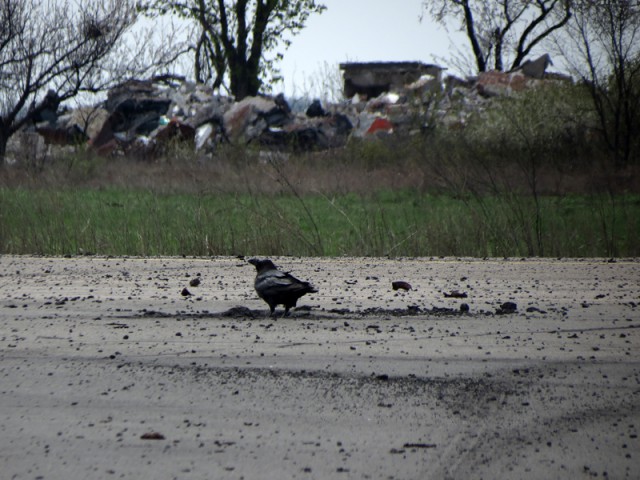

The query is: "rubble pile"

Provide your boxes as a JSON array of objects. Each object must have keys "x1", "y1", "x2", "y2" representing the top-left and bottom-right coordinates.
[{"x1": 11, "y1": 55, "x2": 569, "y2": 160}]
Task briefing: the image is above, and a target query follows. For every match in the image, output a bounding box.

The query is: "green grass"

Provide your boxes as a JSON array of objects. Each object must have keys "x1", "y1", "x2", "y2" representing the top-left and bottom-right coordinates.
[
  {"x1": 1, "y1": 88, "x2": 637, "y2": 259},
  {"x1": 1, "y1": 187, "x2": 637, "y2": 257}
]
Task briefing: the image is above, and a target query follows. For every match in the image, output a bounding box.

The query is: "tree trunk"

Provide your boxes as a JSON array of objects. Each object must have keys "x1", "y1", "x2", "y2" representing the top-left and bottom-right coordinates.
[
  {"x1": 0, "y1": 126, "x2": 9, "y2": 167},
  {"x1": 494, "y1": 37, "x2": 504, "y2": 71},
  {"x1": 461, "y1": 1, "x2": 487, "y2": 72},
  {"x1": 229, "y1": 57, "x2": 261, "y2": 100}
]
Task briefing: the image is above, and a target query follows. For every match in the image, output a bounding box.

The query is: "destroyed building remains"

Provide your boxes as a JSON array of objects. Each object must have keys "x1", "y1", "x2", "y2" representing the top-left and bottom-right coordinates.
[{"x1": 6, "y1": 54, "x2": 568, "y2": 163}]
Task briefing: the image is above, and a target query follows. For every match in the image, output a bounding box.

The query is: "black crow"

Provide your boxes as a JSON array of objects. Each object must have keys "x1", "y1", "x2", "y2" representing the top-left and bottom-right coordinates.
[{"x1": 248, "y1": 258, "x2": 317, "y2": 316}]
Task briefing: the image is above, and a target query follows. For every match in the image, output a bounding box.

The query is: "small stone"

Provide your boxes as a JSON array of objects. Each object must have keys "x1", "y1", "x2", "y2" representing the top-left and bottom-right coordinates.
[{"x1": 392, "y1": 281, "x2": 412, "y2": 291}]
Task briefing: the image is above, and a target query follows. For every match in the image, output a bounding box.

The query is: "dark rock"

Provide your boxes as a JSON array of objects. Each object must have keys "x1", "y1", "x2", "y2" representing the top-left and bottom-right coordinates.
[
  {"x1": 220, "y1": 306, "x2": 255, "y2": 318},
  {"x1": 496, "y1": 301, "x2": 517, "y2": 314},
  {"x1": 306, "y1": 99, "x2": 326, "y2": 117},
  {"x1": 526, "y1": 306, "x2": 547, "y2": 313},
  {"x1": 392, "y1": 281, "x2": 412, "y2": 291},
  {"x1": 444, "y1": 290, "x2": 467, "y2": 298},
  {"x1": 403, "y1": 443, "x2": 436, "y2": 449}
]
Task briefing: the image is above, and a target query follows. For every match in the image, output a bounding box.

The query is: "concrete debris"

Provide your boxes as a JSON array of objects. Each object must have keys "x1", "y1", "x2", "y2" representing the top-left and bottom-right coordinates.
[
  {"x1": 353, "y1": 113, "x2": 394, "y2": 138},
  {"x1": 194, "y1": 123, "x2": 215, "y2": 151},
  {"x1": 223, "y1": 95, "x2": 284, "y2": 141},
  {"x1": 30, "y1": 89, "x2": 61, "y2": 125},
  {"x1": 13, "y1": 54, "x2": 570, "y2": 160},
  {"x1": 339, "y1": 61, "x2": 445, "y2": 99},
  {"x1": 476, "y1": 70, "x2": 541, "y2": 97},
  {"x1": 36, "y1": 123, "x2": 87, "y2": 146},
  {"x1": 513, "y1": 54, "x2": 553, "y2": 80}
]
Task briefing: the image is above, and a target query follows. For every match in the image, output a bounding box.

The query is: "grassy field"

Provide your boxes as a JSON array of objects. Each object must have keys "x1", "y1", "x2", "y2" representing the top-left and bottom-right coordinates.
[
  {"x1": 1, "y1": 184, "x2": 637, "y2": 257},
  {"x1": 2, "y1": 82, "x2": 638, "y2": 259}
]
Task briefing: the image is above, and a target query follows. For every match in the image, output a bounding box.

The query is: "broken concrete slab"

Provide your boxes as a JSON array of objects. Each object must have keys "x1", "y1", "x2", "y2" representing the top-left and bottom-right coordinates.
[
  {"x1": 476, "y1": 70, "x2": 542, "y2": 97},
  {"x1": 222, "y1": 95, "x2": 284, "y2": 141},
  {"x1": 513, "y1": 53, "x2": 554, "y2": 79},
  {"x1": 340, "y1": 61, "x2": 445, "y2": 99}
]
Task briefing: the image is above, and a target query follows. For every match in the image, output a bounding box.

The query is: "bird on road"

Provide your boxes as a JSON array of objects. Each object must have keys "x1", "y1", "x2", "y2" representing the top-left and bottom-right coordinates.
[{"x1": 248, "y1": 258, "x2": 317, "y2": 317}]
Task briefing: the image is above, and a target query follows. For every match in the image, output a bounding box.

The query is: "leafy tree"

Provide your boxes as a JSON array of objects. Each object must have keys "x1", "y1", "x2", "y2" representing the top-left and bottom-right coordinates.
[
  {"x1": 423, "y1": 0, "x2": 572, "y2": 74},
  {"x1": 0, "y1": 0, "x2": 175, "y2": 165},
  {"x1": 555, "y1": 0, "x2": 640, "y2": 167},
  {"x1": 139, "y1": 0, "x2": 326, "y2": 99}
]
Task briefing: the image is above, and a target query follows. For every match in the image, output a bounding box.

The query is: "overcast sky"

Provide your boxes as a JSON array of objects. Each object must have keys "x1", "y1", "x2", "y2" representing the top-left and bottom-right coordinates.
[{"x1": 277, "y1": 0, "x2": 467, "y2": 97}]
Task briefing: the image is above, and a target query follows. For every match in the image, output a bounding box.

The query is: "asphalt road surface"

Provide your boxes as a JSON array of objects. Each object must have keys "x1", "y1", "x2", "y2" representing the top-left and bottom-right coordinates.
[{"x1": 1, "y1": 255, "x2": 639, "y2": 479}]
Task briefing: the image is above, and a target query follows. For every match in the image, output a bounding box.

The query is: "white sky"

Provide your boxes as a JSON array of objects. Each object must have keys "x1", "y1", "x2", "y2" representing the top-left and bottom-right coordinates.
[
  {"x1": 136, "y1": 0, "x2": 562, "y2": 100},
  {"x1": 277, "y1": 0, "x2": 467, "y2": 97}
]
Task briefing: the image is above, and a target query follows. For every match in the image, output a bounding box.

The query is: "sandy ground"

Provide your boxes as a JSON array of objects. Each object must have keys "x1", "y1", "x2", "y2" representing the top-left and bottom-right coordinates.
[{"x1": 1, "y1": 255, "x2": 639, "y2": 480}]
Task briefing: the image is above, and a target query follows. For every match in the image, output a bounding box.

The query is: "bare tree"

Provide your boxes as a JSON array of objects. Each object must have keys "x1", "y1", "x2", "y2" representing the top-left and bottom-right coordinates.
[
  {"x1": 140, "y1": 0, "x2": 326, "y2": 100},
  {"x1": 555, "y1": 0, "x2": 640, "y2": 167},
  {"x1": 0, "y1": 0, "x2": 183, "y2": 165},
  {"x1": 423, "y1": 0, "x2": 572, "y2": 73}
]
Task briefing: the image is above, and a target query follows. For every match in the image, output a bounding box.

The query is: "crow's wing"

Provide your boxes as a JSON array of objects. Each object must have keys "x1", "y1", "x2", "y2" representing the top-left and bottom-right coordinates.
[{"x1": 256, "y1": 269, "x2": 314, "y2": 296}]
